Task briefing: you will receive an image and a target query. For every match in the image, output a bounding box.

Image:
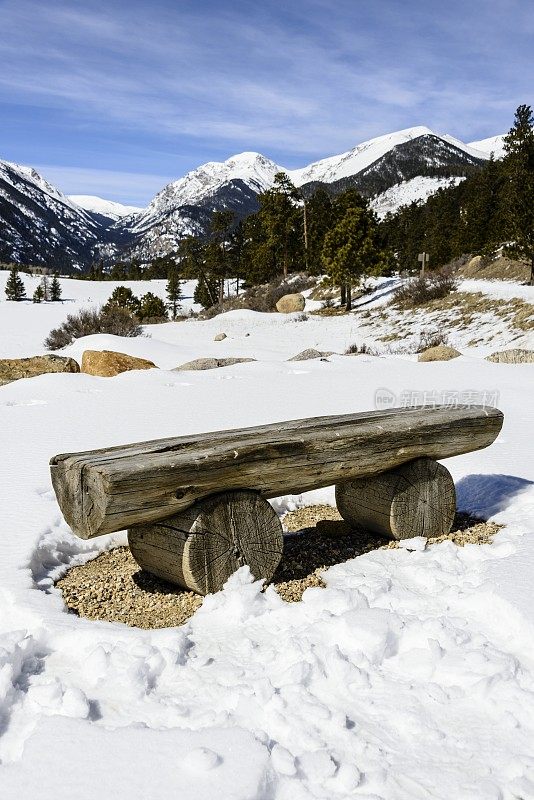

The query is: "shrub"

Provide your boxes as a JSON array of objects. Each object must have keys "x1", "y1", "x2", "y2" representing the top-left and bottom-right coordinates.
[
  {"x1": 344, "y1": 342, "x2": 376, "y2": 355},
  {"x1": 393, "y1": 270, "x2": 458, "y2": 308},
  {"x1": 138, "y1": 292, "x2": 167, "y2": 322},
  {"x1": 417, "y1": 329, "x2": 449, "y2": 352},
  {"x1": 44, "y1": 306, "x2": 143, "y2": 350}
]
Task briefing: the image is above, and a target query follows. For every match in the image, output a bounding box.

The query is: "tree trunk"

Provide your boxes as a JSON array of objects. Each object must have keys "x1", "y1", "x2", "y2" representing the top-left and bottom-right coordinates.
[
  {"x1": 345, "y1": 283, "x2": 352, "y2": 311},
  {"x1": 530, "y1": 254, "x2": 534, "y2": 286},
  {"x1": 128, "y1": 490, "x2": 283, "y2": 595},
  {"x1": 219, "y1": 277, "x2": 224, "y2": 304},
  {"x1": 340, "y1": 285, "x2": 346, "y2": 306},
  {"x1": 336, "y1": 457, "x2": 456, "y2": 540},
  {"x1": 303, "y1": 202, "x2": 309, "y2": 272}
]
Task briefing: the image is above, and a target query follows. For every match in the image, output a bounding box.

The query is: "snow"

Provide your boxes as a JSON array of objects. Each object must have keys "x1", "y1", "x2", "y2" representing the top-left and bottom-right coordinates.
[
  {"x1": 468, "y1": 135, "x2": 507, "y2": 159},
  {"x1": 68, "y1": 195, "x2": 143, "y2": 220},
  {"x1": 371, "y1": 176, "x2": 465, "y2": 219},
  {"x1": 0, "y1": 275, "x2": 533, "y2": 799}
]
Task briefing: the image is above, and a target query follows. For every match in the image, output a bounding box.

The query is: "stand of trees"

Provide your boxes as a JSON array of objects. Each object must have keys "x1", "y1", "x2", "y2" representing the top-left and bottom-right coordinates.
[{"x1": 382, "y1": 105, "x2": 534, "y2": 283}]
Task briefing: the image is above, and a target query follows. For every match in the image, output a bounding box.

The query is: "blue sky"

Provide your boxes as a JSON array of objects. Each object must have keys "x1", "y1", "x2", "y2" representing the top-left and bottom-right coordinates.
[{"x1": 0, "y1": 0, "x2": 532, "y2": 205}]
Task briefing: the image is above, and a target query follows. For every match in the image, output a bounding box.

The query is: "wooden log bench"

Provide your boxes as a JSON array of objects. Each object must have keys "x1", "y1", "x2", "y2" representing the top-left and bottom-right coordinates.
[{"x1": 50, "y1": 405, "x2": 503, "y2": 596}]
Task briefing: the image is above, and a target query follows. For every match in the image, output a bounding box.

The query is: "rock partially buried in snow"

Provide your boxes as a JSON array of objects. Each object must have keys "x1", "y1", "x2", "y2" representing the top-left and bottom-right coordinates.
[
  {"x1": 0, "y1": 354, "x2": 79, "y2": 385},
  {"x1": 276, "y1": 293, "x2": 305, "y2": 313},
  {"x1": 288, "y1": 349, "x2": 335, "y2": 361},
  {"x1": 214, "y1": 333, "x2": 227, "y2": 341},
  {"x1": 81, "y1": 350, "x2": 157, "y2": 377},
  {"x1": 183, "y1": 747, "x2": 221, "y2": 771},
  {"x1": 418, "y1": 345, "x2": 461, "y2": 362},
  {"x1": 486, "y1": 349, "x2": 534, "y2": 364},
  {"x1": 174, "y1": 357, "x2": 256, "y2": 371}
]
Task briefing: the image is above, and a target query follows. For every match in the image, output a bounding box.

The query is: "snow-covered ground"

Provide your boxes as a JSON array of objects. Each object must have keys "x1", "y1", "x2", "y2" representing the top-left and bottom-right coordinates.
[{"x1": 1, "y1": 274, "x2": 534, "y2": 799}]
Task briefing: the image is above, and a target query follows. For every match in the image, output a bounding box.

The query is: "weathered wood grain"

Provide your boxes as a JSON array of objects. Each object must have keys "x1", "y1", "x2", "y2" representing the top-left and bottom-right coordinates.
[
  {"x1": 336, "y1": 457, "x2": 456, "y2": 540},
  {"x1": 50, "y1": 405, "x2": 503, "y2": 539},
  {"x1": 128, "y1": 490, "x2": 283, "y2": 594}
]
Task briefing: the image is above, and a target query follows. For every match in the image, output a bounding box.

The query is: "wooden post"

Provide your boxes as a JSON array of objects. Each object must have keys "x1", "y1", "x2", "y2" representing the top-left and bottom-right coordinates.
[
  {"x1": 335, "y1": 457, "x2": 456, "y2": 540},
  {"x1": 418, "y1": 252, "x2": 430, "y2": 276},
  {"x1": 128, "y1": 490, "x2": 283, "y2": 595}
]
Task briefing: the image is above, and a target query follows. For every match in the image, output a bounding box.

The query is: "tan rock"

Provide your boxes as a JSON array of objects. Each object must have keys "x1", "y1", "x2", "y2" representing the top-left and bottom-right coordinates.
[
  {"x1": 214, "y1": 333, "x2": 227, "y2": 341},
  {"x1": 418, "y1": 345, "x2": 462, "y2": 362},
  {"x1": 0, "y1": 354, "x2": 79, "y2": 386},
  {"x1": 288, "y1": 349, "x2": 334, "y2": 361},
  {"x1": 486, "y1": 349, "x2": 534, "y2": 364},
  {"x1": 174, "y1": 357, "x2": 256, "y2": 371},
  {"x1": 466, "y1": 255, "x2": 483, "y2": 272},
  {"x1": 276, "y1": 293, "x2": 305, "y2": 313},
  {"x1": 81, "y1": 350, "x2": 157, "y2": 377}
]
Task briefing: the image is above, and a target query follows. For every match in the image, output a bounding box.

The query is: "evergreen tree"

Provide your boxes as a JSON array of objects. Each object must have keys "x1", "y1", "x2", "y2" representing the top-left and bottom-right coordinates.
[
  {"x1": 5, "y1": 266, "x2": 26, "y2": 301},
  {"x1": 259, "y1": 172, "x2": 302, "y2": 279},
  {"x1": 322, "y1": 204, "x2": 389, "y2": 310},
  {"x1": 32, "y1": 284, "x2": 44, "y2": 303},
  {"x1": 210, "y1": 210, "x2": 235, "y2": 302},
  {"x1": 103, "y1": 286, "x2": 140, "y2": 316},
  {"x1": 138, "y1": 292, "x2": 167, "y2": 321},
  {"x1": 503, "y1": 104, "x2": 534, "y2": 283},
  {"x1": 166, "y1": 267, "x2": 183, "y2": 319},
  {"x1": 50, "y1": 274, "x2": 62, "y2": 301},
  {"x1": 305, "y1": 188, "x2": 334, "y2": 274},
  {"x1": 193, "y1": 272, "x2": 219, "y2": 308}
]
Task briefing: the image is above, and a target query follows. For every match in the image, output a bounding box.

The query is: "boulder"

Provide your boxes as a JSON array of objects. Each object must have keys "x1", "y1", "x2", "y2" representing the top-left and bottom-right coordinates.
[
  {"x1": 0, "y1": 354, "x2": 80, "y2": 386},
  {"x1": 466, "y1": 255, "x2": 483, "y2": 272},
  {"x1": 288, "y1": 349, "x2": 335, "y2": 361},
  {"x1": 486, "y1": 349, "x2": 534, "y2": 364},
  {"x1": 276, "y1": 293, "x2": 305, "y2": 313},
  {"x1": 81, "y1": 350, "x2": 157, "y2": 377},
  {"x1": 214, "y1": 333, "x2": 227, "y2": 341},
  {"x1": 174, "y1": 357, "x2": 256, "y2": 371},
  {"x1": 418, "y1": 345, "x2": 461, "y2": 362}
]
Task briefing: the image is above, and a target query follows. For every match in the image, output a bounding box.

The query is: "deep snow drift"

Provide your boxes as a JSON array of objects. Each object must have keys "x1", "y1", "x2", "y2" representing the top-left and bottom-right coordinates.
[{"x1": 0, "y1": 274, "x2": 534, "y2": 799}]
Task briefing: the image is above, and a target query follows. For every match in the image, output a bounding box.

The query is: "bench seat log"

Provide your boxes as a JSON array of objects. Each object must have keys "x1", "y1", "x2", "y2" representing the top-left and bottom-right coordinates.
[
  {"x1": 128, "y1": 490, "x2": 283, "y2": 595},
  {"x1": 336, "y1": 457, "x2": 456, "y2": 540},
  {"x1": 50, "y1": 405, "x2": 503, "y2": 540}
]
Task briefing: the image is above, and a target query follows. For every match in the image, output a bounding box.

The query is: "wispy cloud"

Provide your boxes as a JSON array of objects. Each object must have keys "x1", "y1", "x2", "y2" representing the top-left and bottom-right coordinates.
[
  {"x1": 0, "y1": 0, "x2": 531, "y2": 202},
  {"x1": 33, "y1": 165, "x2": 174, "y2": 206}
]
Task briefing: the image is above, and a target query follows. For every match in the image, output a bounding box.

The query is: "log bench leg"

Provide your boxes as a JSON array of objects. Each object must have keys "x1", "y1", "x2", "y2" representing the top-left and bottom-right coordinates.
[
  {"x1": 335, "y1": 457, "x2": 456, "y2": 540},
  {"x1": 128, "y1": 490, "x2": 283, "y2": 595}
]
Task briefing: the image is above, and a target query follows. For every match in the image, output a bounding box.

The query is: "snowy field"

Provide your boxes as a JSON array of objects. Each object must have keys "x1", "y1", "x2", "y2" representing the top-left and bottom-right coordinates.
[{"x1": 1, "y1": 273, "x2": 534, "y2": 799}]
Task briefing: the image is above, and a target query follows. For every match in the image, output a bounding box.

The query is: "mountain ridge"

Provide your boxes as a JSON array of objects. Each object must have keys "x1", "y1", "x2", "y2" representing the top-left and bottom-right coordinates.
[{"x1": 0, "y1": 126, "x2": 503, "y2": 270}]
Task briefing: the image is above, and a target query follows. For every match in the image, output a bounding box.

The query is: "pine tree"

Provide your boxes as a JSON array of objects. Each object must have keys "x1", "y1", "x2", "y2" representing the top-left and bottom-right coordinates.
[
  {"x1": 503, "y1": 104, "x2": 534, "y2": 284},
  {"x1": 50, "y1": 273, "x2": 62, "y2": 301},
  {"x1": 166, "y1": 267, "x2": 183, "y2": 319},
  {"x1": 103, "y1": 286, "x2": 140, "y2": 316},
  {"x1": 5, "y1": 266, "x2": 26, "y2": 301},
  {"x1": 32, "y1": 284, "x2": 44, "y2": 303},
  {"x1": 138, "y1": 292, "x2": 167, "y2": 321},
  {"x1": 322, "y1": 204, "x2": 389, "y2": 310}
]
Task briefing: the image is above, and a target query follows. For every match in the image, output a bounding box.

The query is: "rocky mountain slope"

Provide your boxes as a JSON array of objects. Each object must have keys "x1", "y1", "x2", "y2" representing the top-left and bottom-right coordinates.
[{"x1": 1, "y1": 127, "x2": 500, "y2": 270}]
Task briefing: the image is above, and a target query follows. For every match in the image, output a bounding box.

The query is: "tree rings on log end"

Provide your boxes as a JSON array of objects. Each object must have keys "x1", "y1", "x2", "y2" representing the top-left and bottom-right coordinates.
[
  {"x1": 128, "y1": 490, "x2": 283, "y2": 595},
  {"x1": 335, "y1": 457, "x2": 456, "y2": 540}
]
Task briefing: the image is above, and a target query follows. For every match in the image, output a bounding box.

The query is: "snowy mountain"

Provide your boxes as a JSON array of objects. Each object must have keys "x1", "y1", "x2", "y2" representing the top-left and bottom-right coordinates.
[
  {"x1": 468, "y1": 134, "x2": 506, "y2": 159},
  {"x1": 122, "y1": 128, "x2": 486, "y2": 261},
  {"x1": 1, "y1": 127, "x2": 499, "y2": 269},
  {"x1": 69, "y1": 195, "x2": 143, "y2": 222},
  {"x1": 0, "y1": 159, "x2": 103, "y2": 269},
  {"x1": 370, "y1": 175, "x2": 466, "y2": 219},
  {"x1": 120, "y1": 152, "x2": 283, "y2": 260}
]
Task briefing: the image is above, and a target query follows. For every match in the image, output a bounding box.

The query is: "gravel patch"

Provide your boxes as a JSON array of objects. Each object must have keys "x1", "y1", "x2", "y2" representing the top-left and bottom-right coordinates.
[{"x1": 56, "y1": 505, "x2": 501, "y2": 629}]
